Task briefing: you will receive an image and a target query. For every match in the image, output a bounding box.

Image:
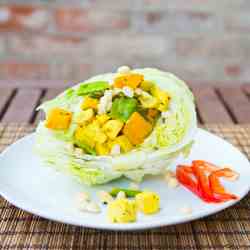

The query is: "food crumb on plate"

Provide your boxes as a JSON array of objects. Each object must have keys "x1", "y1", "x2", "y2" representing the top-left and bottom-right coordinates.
[
  {"x1": 164, "y1": 170, "x2": 179, "y2": 188},
  {"x1": 78, "y1": 200, "x2": 101, "y2": 213},
  {"x1": 86, "y1": 201, "x2": 101, "y2": 213},
  {"x1": 164, "y1": 170, "x2": 175, "y2": 181},
  {"x1": 167, "y1": 177, "x2": 179, "y2": 188},
  {"x1": 98, "y1": 191, "x2": 114, "y2": 204},
  {"x1": 180, "y1": 206, "x2": 192, "y2": 215},
  {"x1": 75, "y1": 192, "x2": 90, "y2": 204}
]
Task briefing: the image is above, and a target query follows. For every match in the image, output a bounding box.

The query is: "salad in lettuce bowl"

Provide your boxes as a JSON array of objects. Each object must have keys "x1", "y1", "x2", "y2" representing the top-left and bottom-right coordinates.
[{"x1": 35, "y1": 66, "x2": 197, "y2": 185}]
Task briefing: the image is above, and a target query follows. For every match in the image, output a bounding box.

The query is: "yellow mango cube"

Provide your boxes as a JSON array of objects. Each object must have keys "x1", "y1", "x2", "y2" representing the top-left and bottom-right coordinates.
[
  {"x1": 95, "y1": 143, "x2": 109, "y2": 155},
  {"x1": 136, "y1": 191, "x2": 160, "y2": 214},
  {"x1": 140, "y1": 80, "x2": 154, "y2": 92},
  {"x1": 139, "y1": 92, "x2": 159, "y2": 109},
  {"x1": 103, "y1": 119, "x2": 124, "y2": 140},
  {"x1": 81, "y1": 96, "x2": 99, "y2": 110},
  {"x1": 75, "y1": 109, "x2": 94, "y2": 124},
  {"x1": 96, "y1": 114, "x2": 110, "y2": 125},
  {"x1": 113, "y1": 135, "x2": 133, "y2": 153},
  {"x1": 45, "y1": 107, "x2": 72, "y2": 130},
  {"x1": 108, "y1": 198, "x2": 137, "y2": 223},
  {"x1": 75, "y1": 121, "x2": 107, "y2": 148},
  {"x1": 74, "y1": 125, "x2": 95, "y2": 148}
]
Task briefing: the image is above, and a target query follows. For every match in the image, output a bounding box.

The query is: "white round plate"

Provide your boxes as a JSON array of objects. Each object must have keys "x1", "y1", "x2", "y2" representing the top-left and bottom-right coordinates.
[{"x1": 0, "y1": 128, "x2": 249, "y2": 231}]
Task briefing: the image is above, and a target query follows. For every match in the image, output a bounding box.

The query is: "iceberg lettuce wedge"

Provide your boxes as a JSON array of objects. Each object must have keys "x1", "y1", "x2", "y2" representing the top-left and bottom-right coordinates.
[{"x1": 35, "y1": 68, "x2": 197, "y2": 185}]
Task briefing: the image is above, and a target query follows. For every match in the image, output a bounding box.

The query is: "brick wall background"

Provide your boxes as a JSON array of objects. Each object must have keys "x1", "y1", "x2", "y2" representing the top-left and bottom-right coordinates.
[{"x1": 0, "y1": 0, "x2": 249, "y2": 85}]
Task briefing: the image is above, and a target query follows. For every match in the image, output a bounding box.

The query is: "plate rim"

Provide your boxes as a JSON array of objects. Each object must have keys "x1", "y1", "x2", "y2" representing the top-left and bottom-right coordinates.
[{"x1": 0, "y1": 128, "x2": 249, "y2": 231}]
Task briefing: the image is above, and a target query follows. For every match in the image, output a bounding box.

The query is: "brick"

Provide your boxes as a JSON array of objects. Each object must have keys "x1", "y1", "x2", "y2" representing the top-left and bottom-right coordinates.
[
  {"x1": 224, "y1": 62, "x2": 250, "y2": 82},
  {"x1": 0, "y1": 61, "x2": 49, "y2": 79},
  {"x1": 224, "y1": 65, "x2": 241, "y2": 77},
  {"x1": 0, "y1": 5, "x2": 49, "y2": 31},
  {"x1": 143, "y1": 0, "x2": 248, "y2": 11},
  {"x1": 8, "y1": 34, "x2": 90, "y2": 59},
  {"x1": 175, "y1": 36, "x2": 250, "y2": 59},
  {"x1": 132, "y1": 10, "x2": 222, "y2": 34},
  {"x1": 146, "y1": 12, "x2": 163, "y2": 24},
  {"x1": 48, "y1": 62, "x2": 92, "y2": 81},
  {"x1": 54, "y1": 8, "x2": 90, "y2": 32},
  {"x1": 54, "y1": 8, "x2": 129, "y2": 33},
  {"x1": 0, "y1": 36, "x2": 5, "y2": 55},
  {"x1": 156, "y1": 57, "x2": 229, "y2": 82},
  {"x1": 86, "y1": 0, "x2": 134, "y2": 10},
  {"x1": 163, "y1": 61, "x2": 222, "y2": 82},
  {"x1": 158, "y1": 57, "x2": 250, "y2": 83},
  {"x1": 224, "y1": 13, "x2": 250, "y2": 32},
  {"x1": 91, "y1": 35, "x2": 166, "y2": 59}
]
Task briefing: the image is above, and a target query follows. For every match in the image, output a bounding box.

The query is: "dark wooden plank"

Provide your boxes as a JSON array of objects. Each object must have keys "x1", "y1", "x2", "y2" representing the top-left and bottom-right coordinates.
[
  {"x1": 0, "y1": 80, "x2": 74, "y2": 88},
  {"x1": 2, "y1": 88, "x2": 42, "y2": 123},
  {"x1": 34, "y1": 88, "x2": 64, "y2": 123},
  {"x1": 217, "y1": 86, "x2": 250, "y2": 124},
  {"x1": 0, "y1": 88, "x2": 15, "y2": 119},
  {"x1": 191, "y1": 85, "x2": 233, "y2": 124}
]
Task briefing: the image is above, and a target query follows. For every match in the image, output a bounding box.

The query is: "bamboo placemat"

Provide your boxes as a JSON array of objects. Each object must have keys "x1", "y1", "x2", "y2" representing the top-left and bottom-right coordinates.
[{"x1": 0, "y1": 123, "x2": 250, "y2": 250}]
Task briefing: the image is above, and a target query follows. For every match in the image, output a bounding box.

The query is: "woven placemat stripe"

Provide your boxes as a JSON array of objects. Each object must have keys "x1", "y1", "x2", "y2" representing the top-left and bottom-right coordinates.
[{"x1": 0, "y1": 123, "x2": 249, "y2": 250}]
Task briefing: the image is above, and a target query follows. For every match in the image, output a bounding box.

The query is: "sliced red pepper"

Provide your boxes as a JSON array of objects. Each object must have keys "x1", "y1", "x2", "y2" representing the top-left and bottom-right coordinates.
[
  {"x1": 176, "y1": 165, "x2": 217, "y2": 203},
  {"x1": 209, "y1": 172, "x2": 226, "y2": 194},
  {"x1": 176, "y1": 165, "x2": 203, "y2": 199},
  {"x1": 192, "y1": 162, "x2": 222, "y2": 203},
  {"x1": 209, "y1": 169, "x2": 239, "y2": 201},
  {"x1": 214, "y1": 193, "x2": 238, "y2": 201},
  {"x1": 177, "y1": 165, "x2": 193, "y2": 173},
  {"x1": 212, "y1": 168, "x2": 239, "y2": 181},
  {"x1": 192, "y1": 160, "x2": 220, "y2": 172}
]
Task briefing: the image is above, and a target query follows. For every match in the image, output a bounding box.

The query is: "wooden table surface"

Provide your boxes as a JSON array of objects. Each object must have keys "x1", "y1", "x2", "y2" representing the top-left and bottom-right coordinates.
[{"x1": 0, "y1": 80, "x2": 250, "y2": 124}]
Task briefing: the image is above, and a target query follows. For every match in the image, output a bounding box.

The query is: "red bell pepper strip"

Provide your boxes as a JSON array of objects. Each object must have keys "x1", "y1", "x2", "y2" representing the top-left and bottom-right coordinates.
[
  {"x1": 192, "y1": 162, "x2": 222, "y2": 203},
  {"x1": 176, "y1": 165, "x2": 220, "y2": 203},
  {"x1": 209, "y1": 172, "x2": 226, "y2": 194},
  {"x1": 213, "y1": 193, "x2": 238, "y2": 201},
  {"x1": 192, "y1": 160, "x2": 220, "y2": 172},
  {"x1": 212, "y1": 167, "x2": 239, "y2": 181},
  {"x1": 177, "y1": 165, "x2": 193, "y2": 173},
  {"x1": 176, "y1": 166, "x2": 203, "y2": 199},
  {"x1": 209, "y1": 169, "x2": 238, "y2": 201}
]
